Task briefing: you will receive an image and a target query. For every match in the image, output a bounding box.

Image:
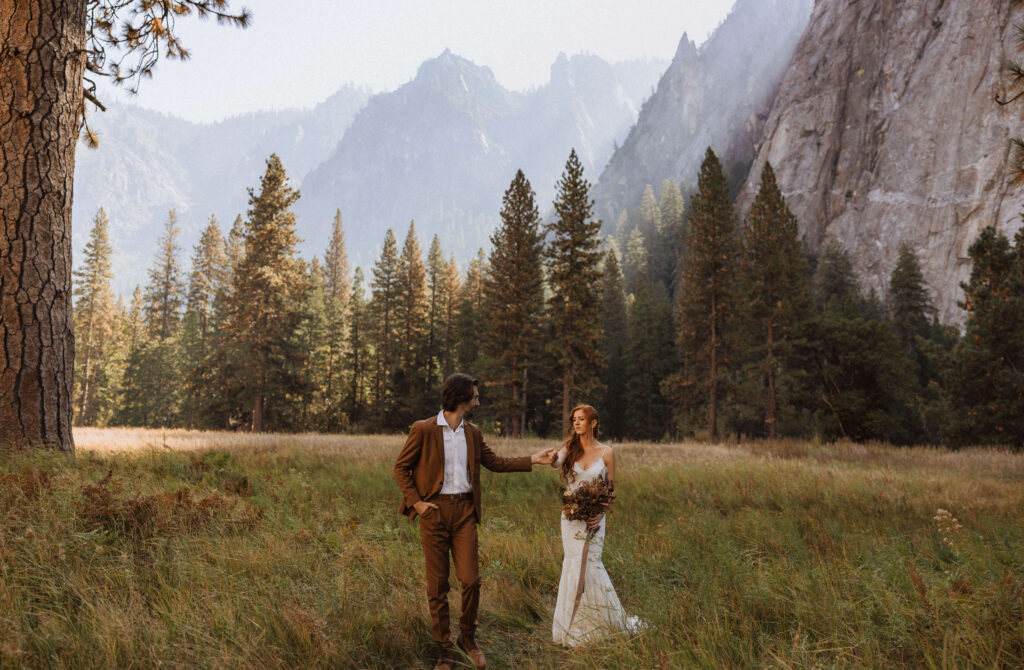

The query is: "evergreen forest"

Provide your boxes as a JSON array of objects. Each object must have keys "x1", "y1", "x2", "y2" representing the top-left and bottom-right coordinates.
[{"x1": 72, "y1": 150, "x2": 1024, "y2": 448}]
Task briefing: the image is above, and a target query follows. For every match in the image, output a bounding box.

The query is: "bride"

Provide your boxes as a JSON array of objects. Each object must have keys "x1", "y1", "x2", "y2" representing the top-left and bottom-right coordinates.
[{"x1": 551, "y1": 404, "x2": 642, "y2": 646}]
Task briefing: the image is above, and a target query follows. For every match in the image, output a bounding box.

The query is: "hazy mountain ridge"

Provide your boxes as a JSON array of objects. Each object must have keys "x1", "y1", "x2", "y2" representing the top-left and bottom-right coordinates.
[
  {"x1": 73, "y1": 53, "x2": 666, "y2": 291},
  {"x1": 591, "y1": 0, "x2": 814, "y2": 227},
  {"x1": 294, "y1": 50, "x2": 666, "y2": 268},
  {"x1": 73, "y1": 84, "x2": 373, "y2": 295}
]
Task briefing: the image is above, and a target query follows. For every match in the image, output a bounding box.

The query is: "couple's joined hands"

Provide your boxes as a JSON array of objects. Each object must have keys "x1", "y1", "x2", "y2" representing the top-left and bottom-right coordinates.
[{"x1": 531, "y1": 448, "x2": 556, "y2": 465}]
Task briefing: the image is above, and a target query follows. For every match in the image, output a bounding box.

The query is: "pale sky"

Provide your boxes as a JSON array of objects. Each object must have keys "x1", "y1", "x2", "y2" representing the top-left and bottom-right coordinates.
[{"x1": 94, "y1": 0, "x2": 737, "y2": 123}]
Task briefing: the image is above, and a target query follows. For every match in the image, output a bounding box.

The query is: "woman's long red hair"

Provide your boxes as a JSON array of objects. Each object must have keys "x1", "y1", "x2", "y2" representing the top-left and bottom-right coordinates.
[{"x1": 561, "y1": 404, "x2": 599, "y2": 483}]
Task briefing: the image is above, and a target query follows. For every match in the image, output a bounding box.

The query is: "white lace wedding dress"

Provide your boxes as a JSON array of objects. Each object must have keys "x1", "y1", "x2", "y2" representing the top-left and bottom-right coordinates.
[{"x1": 552, "y1": 452, "x2": 643, "y2": 647}]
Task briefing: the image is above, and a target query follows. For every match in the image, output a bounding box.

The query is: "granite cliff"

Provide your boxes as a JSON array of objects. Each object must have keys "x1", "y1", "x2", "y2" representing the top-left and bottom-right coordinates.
[
  {"x1": 591, "y1": 0, "x2": 814, "y2": 226},
  {"x1": 739, "y1": 0, "x2": 1024, "y2": 323}
]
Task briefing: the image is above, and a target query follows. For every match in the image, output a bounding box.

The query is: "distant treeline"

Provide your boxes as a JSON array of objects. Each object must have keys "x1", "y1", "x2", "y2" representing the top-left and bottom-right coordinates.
[{"x1": 72, "y1": 149, "x2": 1024, "y2": 447}]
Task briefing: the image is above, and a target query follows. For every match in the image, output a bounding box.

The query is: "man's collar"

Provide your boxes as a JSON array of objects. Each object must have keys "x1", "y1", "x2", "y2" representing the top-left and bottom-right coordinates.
[{"x1": 436, "y1": 409, "x2": 464, "y2": 431}]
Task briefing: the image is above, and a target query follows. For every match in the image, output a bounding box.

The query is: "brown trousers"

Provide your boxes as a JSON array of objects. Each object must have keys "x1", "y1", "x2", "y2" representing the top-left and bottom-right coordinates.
[{"x1": 419, "y1": 496, "x2": 480, "y2": 647}]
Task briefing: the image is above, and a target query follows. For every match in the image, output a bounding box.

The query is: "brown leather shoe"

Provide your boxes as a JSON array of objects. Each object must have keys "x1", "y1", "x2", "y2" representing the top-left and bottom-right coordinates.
[
  {"x1": 432, "y1": 648, "x2": 453, "y2": 670},
  {"x1": 457, "y1": 636, "x2": 486, "y2": 669}
]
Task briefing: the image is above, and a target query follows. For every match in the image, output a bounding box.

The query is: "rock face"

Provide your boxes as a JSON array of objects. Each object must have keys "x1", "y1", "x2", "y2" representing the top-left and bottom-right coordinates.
[
  {"x1": 592, "y1": 0, "x2": 814, "y2": 226},
  {"x1": 738, "y1": 0, "x2": 1024, "y2": 323}
]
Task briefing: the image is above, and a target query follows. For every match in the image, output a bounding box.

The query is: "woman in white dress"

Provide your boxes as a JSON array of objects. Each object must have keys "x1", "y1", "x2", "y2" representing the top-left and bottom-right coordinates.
[{"x1": 551, "y1": 404, "x2": 642, "y2": 647}]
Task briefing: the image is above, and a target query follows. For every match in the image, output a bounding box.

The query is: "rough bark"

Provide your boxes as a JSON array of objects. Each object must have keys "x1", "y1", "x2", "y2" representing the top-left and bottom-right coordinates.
[{"x1": 0, "y1": 0, "x2": 85, "y2": 452}]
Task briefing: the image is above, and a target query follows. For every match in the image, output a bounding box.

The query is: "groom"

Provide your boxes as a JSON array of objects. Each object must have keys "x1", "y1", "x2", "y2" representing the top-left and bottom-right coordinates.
[{"x1": 394, "y1": 373, "x2": 553, "y2": 670}]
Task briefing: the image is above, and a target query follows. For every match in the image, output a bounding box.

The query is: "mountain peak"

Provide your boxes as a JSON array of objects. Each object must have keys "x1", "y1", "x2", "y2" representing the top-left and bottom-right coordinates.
[
  {"x1": 413, "y1": 49, "x2": 501, "y2": 94},
  {"x1": 674, "y1": 32, "x2": 698, "y2": 62}
]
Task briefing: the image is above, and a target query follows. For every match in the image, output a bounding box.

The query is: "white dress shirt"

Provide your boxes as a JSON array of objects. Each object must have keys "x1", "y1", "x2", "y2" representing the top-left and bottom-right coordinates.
[{"x1": 437, "y1": 409, "x2": 472, "y2": 494}]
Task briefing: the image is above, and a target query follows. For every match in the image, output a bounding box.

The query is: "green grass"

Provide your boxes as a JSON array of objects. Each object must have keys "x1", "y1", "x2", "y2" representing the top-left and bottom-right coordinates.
[{"x1": 2, "y1": 432, "x2": 1023, "y2": 668}]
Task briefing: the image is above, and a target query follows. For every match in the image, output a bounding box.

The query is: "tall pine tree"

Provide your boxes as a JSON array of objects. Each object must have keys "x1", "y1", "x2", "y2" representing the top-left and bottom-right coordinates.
[
  {"x1": 346, "y1": 267, "x2": 372, "y2": 428},
  {"x1": 737, "y1": 162, "x2": 813, "y2": 438},
  {"x1": 370, "y1": 229, "x2": 400, "y2": 412},
  {"x1": 143, "y1": 210, "x2": 187, "y2": 340},
  {"x1": 813, "y1": 241, "x2": 916, "y2": 443},
  {"x1": 546, "y1": 149, "x2": 605, "y2": 436},
  {"x1": 393, "y1": 222, "x2": 429, "y2": 424},
  {"x1": 669, "y1": 148, "x2": 739, "y2": 441},
  {"x1": 482, "y1": 170, "x2": 546, "y2": 437},
  {"x1": 226, "y1": 154, "x2": 310, "y2": 432},
  {"x1": 425, "y1": 235, "x2": 449, "y2": 395},
  {"x1": 945, "y1": 226, "x2": 1024, "y2": 447},
  {"x1": 442, "y1": 255, "x2": 462, "y2": 378},
  {"x1": 322, "y1": 210, "x2": 351, "y2": 431},
  {"x1": 626, "y1": 280, "x2": 676, "y2": 440},
  {"x1": 597, "y1": 248, "x2": 629, "y2": 438},
  {"x1": 72, "y1": 208, "x2": 118, "y2": 425}
]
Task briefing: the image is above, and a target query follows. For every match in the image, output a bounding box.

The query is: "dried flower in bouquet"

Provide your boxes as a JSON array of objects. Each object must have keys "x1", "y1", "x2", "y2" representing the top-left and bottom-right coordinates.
[{"x1": 562, "y1": 474, "x2": 615, "y2": 524}]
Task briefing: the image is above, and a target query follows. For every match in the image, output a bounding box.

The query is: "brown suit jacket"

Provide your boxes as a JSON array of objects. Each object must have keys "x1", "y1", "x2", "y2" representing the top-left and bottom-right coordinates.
[{"x1": 394, "y1": 416, "x2": 532, "y2": 523}]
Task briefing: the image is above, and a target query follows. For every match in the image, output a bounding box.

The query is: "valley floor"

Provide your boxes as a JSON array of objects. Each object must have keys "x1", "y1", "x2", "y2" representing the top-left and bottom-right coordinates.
[{"x1": 1, "y1": 429, "x2": 1022, "y2": 668}]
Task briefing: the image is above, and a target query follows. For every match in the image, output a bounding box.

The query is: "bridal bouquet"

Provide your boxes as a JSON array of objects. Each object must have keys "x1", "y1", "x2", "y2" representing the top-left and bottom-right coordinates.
[{"x1": 562, "y1": 475, "x2": 615, "y2": 524}]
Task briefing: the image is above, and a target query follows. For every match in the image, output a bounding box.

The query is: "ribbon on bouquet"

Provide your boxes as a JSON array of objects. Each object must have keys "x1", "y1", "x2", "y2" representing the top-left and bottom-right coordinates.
[{"x1": 568, "y1": 524, "x2": 598, "y2": 630}]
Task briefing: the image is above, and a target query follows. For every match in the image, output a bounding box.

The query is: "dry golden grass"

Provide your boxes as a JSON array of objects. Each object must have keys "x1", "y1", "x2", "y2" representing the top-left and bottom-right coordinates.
[{"x1": 1, "y1": 428, "x2": 1017, "y2": 668}]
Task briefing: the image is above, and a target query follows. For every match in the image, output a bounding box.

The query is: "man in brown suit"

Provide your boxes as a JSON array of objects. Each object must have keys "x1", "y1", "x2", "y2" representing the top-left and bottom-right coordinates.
[{"x1": 394, "y1": 373, "x2": 553, "y2": 670}]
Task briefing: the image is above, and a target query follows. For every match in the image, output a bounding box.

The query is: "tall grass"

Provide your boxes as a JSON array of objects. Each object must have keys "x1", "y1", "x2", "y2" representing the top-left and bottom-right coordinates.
[{"x1": 1, "y1": 429, "x2": 1022, "y2": 668}]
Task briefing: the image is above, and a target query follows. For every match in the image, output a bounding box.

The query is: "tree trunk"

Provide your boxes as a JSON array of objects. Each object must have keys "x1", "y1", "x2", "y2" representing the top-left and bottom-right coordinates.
[
  {"x1": 709, "y1": 285, "x2": 718, "y2": 442},
  {"x1": 0, "y1": 0, "x2": 86, "y2": 452},
  {"x1": 252, "y1": 361, "x2": 265, "y2": 432},
  {"x1": 561, "y1": 366, "x2": 573, "y2": 439},
  {"x1": 520, "y1": 366, "x2": 528, "y2": 439},
  {"x1": 510, "y1": 377, "x2": 518, "y2": 438},
  {"x1": 78, "y1": 300, "x2": 95, "y2": 424},
  {"x1": 766, "y1": 322, "x2": 777, "y2": 439}
]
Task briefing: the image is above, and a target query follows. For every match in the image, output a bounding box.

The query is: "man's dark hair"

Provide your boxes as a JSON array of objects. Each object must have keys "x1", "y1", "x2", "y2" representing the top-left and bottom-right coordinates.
[{"x1": 442, "y1": 373, "x2": 478, "y2": 412}]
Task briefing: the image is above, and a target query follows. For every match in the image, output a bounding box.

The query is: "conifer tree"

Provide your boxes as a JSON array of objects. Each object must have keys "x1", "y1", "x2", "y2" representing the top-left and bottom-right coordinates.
[
  {"x1": 813, "y1": 241, "x2": 916, "y2": 443},
  {"x1": 737, "y1": 162, "x2": 813, "y2": 438},
  {"x1": 945, "y1": 226, "x2": 1024, "y2": 447},
  {"x1": 322, "y1": 210, "x2": 351, "y2": 431},
  {"x1": 639, "y1": 183, "x2": 670, "y2": 286},
  {"x1": 623, "y1": 227, "x2": 647, "y2": 293},
  {"x1": 299, "y1": 257, "x2": 329, "y2": 429},
  {"x1": 425, "y1": 236, "x2": 449, "y2": 393},
  {"x1": 117, "y1": 337, "x2": 184, "y2": 427},
  {"x1": 442, "y1": 255, "x2": 462, "y2": 378},
  {"x1": 393, "y1": 222, "x2": 429, "y2": 423},
  {"x1": 346, "y1": 268, "x2": 372, "y2": 427},
  {"x1": 614, "y1": 209, "x2": 630, "y2": 250},
  {"x1": 143, "y1": 210, "x2": 187, "y2": 340},
  {"x1": 889, "y1": 244, "x2": 935, "y2": 351},
  {"x1": 626, "y1": 280, "x2": 676, "y2": 440},
  {"x1": 597, "y1": 248, "x2": 629, "y2": 438},
  {"x1": 182, "y1": 215, "x2": 228, "y2": 427},
  {"x1": 888, "y1": 244, "x2": 954, "y2": 442},
  {"x1": 370, "y1": 229, "x2": 400, "y2": 409},
  {"x1": 124, "y1": 286, "x2": 145, "y2": 355},
  {"x1": 226, "y1": 214, "x2": 246, "y2": 270},
  {"x1": 226, "y1": 153, "x2": 310, "y2": 432},
  {"x1": 455, "y1": 249, "x2": 487, "y2": 374},
  {"x1": 546, "y1": 149, "x2": 605, "y2": 436},
  {"x1": 187, "y1": 215, "x2": 229, "y2": 335},
  {"x1": 659, "y1": 178, "x2": 687, "y2": 298},
  {"x1": 668, "y1": 148, "x2": 739, "y2": 441},
  {"x1": 114, "y1": 287, "x2": 146, "y2": 425},
  {"x1": 195, "y1": 216, "x2": 246, "y2": 431},
  {"x1": 72, "y1": 208, "x2": 119, "y2": 425},
  {"x1": 482, "y1": 170, "x2": 546, "y2": 437}
]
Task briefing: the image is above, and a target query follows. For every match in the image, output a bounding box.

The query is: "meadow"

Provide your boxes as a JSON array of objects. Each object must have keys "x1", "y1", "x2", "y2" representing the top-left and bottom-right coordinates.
[{"x1": 2, "y1": 428, "x2": 1023, "y2": 669}]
